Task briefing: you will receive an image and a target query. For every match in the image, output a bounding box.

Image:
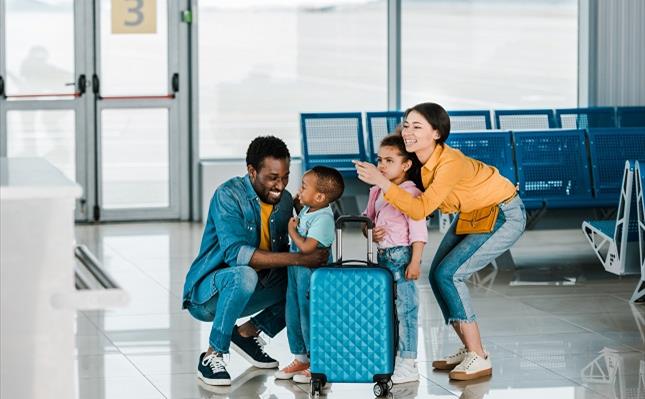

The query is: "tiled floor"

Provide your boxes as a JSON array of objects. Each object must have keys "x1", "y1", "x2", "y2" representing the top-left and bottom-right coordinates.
[{"x1": 74, "y1": 222, "x2": 645, "y2": 399}]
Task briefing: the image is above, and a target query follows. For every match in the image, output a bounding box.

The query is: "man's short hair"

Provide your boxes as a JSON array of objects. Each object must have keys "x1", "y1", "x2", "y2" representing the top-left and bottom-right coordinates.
[
  {"x1": 246, "y1": 136, "x2": 291, "y2": 171},
  {"x1": 308, "y1": 166, "x2": 345, "y2": 203}
]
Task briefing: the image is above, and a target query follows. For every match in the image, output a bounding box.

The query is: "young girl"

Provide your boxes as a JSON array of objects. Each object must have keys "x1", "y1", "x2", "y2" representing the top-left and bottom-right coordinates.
[{"x1": 362, "y1": 134, "x2": 427, "y2": 384}]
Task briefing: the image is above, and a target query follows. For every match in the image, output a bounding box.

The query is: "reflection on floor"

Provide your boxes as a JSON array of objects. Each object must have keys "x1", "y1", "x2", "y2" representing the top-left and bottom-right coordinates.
[{"x1": 74, "y1": 222, "x2": 645, "y2": 399}]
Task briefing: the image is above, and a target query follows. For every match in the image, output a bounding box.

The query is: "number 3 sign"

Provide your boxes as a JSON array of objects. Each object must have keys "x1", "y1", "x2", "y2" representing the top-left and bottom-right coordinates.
[{"x1": 112, "y1": 0, "x2": 157, "y2": 34}]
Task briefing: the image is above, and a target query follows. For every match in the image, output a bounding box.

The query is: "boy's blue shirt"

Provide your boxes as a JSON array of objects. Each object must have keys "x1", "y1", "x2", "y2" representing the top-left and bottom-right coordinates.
[
  {"x1": 182, "y1": 174, "x2": 293, "y2": 307},
  {"x1": 291, "y1": 205, "x2": 335, "y2": 260}
]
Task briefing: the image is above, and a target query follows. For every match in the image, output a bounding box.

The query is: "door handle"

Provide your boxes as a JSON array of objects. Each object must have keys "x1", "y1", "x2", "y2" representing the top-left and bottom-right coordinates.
[
  {"x1": 0, "y1": 76, "x2": 5, "y2": 97},
  {"x1": 172, "y1": 73, "x2": 179, "y2": 93},
  {"x1": 77, "y1": 74, "x2": 87, "y2": 95}
]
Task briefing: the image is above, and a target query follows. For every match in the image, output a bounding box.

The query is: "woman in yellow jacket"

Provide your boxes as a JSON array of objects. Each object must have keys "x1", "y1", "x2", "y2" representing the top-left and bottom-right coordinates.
[{"x1": 354, "y1": 102, "x2": 526, "y2": 381}]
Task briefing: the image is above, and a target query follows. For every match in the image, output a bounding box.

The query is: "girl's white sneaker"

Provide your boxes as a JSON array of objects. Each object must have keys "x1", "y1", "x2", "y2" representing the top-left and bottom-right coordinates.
[{"x1": 392, "y1": 356, "x2": 419, "y2": 384}]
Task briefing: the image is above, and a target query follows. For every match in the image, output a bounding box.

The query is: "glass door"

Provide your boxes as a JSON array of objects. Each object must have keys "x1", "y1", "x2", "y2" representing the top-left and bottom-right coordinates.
[
  {"x1": 1, "y1": 0, "x2": 189, "y2": 221},
  {"x1": 0, "y1": 0, "x2": 90, "y2": 220},
  {"x1": 94, "y1": 0, "x2": 183, "y2": 220}
]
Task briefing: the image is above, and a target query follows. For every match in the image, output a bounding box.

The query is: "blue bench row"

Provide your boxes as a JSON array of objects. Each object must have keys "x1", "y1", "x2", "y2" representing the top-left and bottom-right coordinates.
[
  {"x1": 301, "y1": 107, "x2": 645, "y2": 172},
  {"x1": 300, "y1": 111, "x2": 645, "y2": 210}
]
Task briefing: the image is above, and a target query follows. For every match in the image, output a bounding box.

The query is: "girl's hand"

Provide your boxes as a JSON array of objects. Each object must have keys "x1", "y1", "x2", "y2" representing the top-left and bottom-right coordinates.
[
  {"x1": 372, "y1": 226, "x2": 387, "y2": 243},
  {"x1": 353, "y1": 160, "x2": 391, "y2": 189},
  {"x1": 405, "y1": 262, "x2": 421, "y2": 280}
]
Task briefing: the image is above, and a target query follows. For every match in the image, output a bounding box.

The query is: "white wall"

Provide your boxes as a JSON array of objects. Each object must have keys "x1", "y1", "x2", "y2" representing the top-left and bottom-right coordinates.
[
  {"x1": 200, "y1": 159, "x2": 303, "y2": 222},
  {"x1": 199, "y1": 158, "x2": 369, "y2": 222},
  {"x1": 581, "y1": 0, "x2": 645, "y2": 106}
]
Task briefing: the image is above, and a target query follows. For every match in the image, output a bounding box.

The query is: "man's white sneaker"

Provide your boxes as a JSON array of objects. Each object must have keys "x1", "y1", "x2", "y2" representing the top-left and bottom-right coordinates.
[
  {"x1": 449, "y1": 352, "x2": 492, "y2": 381},
  {"x1": 391, "y1": 357, "x2": 419, "y2": 384},
  {"x1": 432, "y1": 346, "x2": 468, "y2": 370}
]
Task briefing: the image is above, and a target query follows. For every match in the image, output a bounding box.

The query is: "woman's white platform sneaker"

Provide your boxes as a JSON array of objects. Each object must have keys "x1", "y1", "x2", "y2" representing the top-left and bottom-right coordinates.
[{"x1": 449, "y1": 351, "x2": 492, "y2": 381}]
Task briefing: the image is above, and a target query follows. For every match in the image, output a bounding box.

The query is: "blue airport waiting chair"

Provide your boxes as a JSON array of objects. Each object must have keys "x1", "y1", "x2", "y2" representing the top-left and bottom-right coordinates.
[
  {"x1": 448, "y1": 110, "x2": 492, "y2": 131},
  {"x1": 582, "y1": 160, "x2": 640, "y2": 277},
  {"x1": 513, "y1": 129, "x2": 593, "y2": 208},
  {"x1": 556, "y1": 107, "x2": 616, "y2": 129},
  {"x1": 495, "y1": 109, "x2": 557, "y2": 130},
  {"x1": 300, "y1": 112, "x2": 368, "y2": 176},
  {"x1": 365, "y1": 111, "x2": 405, "y2": 163},
  {"x1": 632, "y1": 161, "x2": 645, "y2": 301},
  {"x1": 446, "y1": 131, "x2": 516, "y2": 183},
  {"x1": 617, "y1": 106, "x2": 645, "y2": 128},
  {"x1": 587, "y1": 128, "x2": 645, "y2": 203}
]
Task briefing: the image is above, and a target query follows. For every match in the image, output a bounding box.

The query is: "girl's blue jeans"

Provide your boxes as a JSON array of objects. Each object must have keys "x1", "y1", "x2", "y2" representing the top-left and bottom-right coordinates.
[{"x1": 378, "y1": 246, "x2": 418, "y2": 360}]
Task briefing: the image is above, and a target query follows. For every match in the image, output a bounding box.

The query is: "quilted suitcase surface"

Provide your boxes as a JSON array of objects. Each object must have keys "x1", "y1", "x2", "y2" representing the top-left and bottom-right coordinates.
[{"x1": 309, "y1": 216, "x2": 396, "y2": 397}]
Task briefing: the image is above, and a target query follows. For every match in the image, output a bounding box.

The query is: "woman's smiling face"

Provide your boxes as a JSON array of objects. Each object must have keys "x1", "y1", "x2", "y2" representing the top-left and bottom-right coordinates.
[{"x1": 401, "y1": 110, "x2": 441, "y2": 155}]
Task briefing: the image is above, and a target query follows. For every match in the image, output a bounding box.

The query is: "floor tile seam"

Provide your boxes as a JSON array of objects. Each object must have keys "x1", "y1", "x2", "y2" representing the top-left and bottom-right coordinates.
[
  {"x1": 77, "y1": 317, "x2": 122, "y2": 351},
  {"x1": 118, "y1": 349, "x2": 171, "y2": 399},
  {"x1": 416, "y1": 373, "x2": 461, "y2": 397},
  {"x1": 548, "y1": 313, "x2": 614, "y2": 334},
  {"x1": 547, "y1": 315, "x2": 645, "y2": 352},
  {"x1": 491, "y1": 349, "x2": 593, "y2": 386},
  {"x1": 98, "y1": 243, "x2": 185, "y2": 297},
  {"x1": 593, "y1": 330, "x2": 645, "y2": 353},
  {"x1": 472, "y1": 285, "x2": 563, "y2": 317},
  {"x1": 77, "y1": 318, "x2": 165, "y2": 393}
]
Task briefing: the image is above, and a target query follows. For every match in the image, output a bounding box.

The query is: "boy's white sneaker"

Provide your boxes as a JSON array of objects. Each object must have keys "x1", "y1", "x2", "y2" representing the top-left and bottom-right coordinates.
[
  {"x1": 449, "y1": 352, "x2": 492, "y2": 381},
  {"x1": 292, "y1": 368, "x2": 311, "y2": 384},
  {"x1": 274, "y1": 359, "x2": 309, "y2": 380},
  {"x1": 432, "y1": 346, "x2": 468, "y2": 370},
  {"x1": 391, "y1": 357, "x2": 419, "y2": 384}
]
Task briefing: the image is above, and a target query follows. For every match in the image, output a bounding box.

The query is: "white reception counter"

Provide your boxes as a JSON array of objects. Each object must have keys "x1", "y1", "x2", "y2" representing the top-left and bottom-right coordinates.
[{"x1": 0, "y1": 158, "x2": 127, "y2": 399}]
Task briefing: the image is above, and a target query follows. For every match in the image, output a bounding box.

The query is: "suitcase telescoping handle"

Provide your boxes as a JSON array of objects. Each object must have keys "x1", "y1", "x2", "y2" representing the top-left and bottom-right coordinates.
[{"x1": 335, "y1": 215, "x2": 374, "y2": 264}]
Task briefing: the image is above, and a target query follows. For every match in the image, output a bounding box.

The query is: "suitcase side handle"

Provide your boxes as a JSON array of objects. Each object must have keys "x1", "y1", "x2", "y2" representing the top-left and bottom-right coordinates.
[{"x1": 335, "y1": 215, "x2": 374, "y2": 264}]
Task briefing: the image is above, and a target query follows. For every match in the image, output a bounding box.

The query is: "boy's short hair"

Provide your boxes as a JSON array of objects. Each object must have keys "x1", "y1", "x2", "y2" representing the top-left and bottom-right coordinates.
[{"x1": 307, "y1": 166, "x2": 345, "y2": 203}]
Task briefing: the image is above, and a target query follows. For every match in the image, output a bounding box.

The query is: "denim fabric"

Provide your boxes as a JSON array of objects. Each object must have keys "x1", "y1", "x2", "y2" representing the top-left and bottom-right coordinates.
[
  {"x1": 377, "y1": 246, "x2": 419, "y2": 359},
  {"x1": 429, "y1": 196, "x2": 526, "y2": 324},
  {"x1": 186, "y1": 265, "x2": 287, "y2": 353},
  {"x1": 182, "y1": 175, "x2": 293, "y2": 306},
  {"x1": 285, "y1": 266, "x2": 313, "y2": 355}
]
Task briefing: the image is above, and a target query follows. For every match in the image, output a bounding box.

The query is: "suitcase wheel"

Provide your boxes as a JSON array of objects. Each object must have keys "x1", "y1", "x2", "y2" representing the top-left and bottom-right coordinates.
[
  {"x1": 310, "y1": 379, "x2": 323, "y2": 397},
  {"x1": 373, "y1": 378, "x2": 392, "y2": 397}
]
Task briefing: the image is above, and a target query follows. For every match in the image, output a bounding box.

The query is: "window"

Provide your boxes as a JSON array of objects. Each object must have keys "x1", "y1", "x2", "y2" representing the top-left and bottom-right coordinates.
[
  {"x1": 198, "y1": 1, "x2": 387, "y2": 158},
  {"x1": 402, "y1": 0, "x2": 578, "y2": 110}
]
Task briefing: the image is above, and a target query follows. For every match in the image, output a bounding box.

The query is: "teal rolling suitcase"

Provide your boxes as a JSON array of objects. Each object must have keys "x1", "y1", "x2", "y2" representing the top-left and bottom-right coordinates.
[{"x1": 309, "y1": 216, "x2": 397, "y2": 397}]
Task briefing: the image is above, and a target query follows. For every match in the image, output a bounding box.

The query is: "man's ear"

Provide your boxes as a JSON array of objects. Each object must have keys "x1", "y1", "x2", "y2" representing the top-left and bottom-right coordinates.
[{"x1": 247, "y1": 165, "x2": 256, "y2": 181}]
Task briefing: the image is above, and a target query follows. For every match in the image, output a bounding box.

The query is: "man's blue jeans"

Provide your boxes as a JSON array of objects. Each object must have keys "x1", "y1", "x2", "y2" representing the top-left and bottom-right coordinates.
[
  {"x1": 186, "y1": 266, "x2": 287, "y2": 353},
  {"x1": 430, "y1": 196, "x2": 526, "y2": 324},
  {"x1": 285, "y1": 265, "x2": 312, "y2": 355},
  {"x1": 378, "y1": 246, "x2": 419, "y2": 360}
]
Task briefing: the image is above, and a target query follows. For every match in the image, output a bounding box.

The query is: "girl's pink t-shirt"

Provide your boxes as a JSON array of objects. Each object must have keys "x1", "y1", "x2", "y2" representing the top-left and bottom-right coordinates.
[{"x1": 363, "y1": 180, "x2": 428, "y2": 249}]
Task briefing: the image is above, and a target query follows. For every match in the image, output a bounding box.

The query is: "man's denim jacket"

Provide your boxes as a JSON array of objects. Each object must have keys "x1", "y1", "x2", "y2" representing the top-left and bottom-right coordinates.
[{"x1": 182, "y1": 174, "x2": 293, "y2": 308}]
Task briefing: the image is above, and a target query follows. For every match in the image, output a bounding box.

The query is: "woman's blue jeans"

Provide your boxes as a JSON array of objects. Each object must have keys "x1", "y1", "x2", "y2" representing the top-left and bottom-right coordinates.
[{"x1": 430, "y1": 196, "x2": 526, "y2": 324}]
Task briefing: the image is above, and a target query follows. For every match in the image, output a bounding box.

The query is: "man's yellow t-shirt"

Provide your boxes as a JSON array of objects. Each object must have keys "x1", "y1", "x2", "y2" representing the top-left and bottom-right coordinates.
[{"x1": 259, "y1": 201, "x2": 273, "y2": 251}]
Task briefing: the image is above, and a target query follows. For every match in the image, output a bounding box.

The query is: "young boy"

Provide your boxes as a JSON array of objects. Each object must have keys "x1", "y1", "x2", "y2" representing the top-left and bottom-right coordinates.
[{"x1": 274, "y1": 166, "x2": 344, "y2": 384}]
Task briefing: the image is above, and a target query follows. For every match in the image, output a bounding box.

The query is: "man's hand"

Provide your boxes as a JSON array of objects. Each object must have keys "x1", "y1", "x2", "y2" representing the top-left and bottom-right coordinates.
[
  {"x1": 405, "y1": 261, "x2": 421, "y2": 280},
  {"x1": 299, "y1": 248, "x2": 330, "y2": 268}
]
